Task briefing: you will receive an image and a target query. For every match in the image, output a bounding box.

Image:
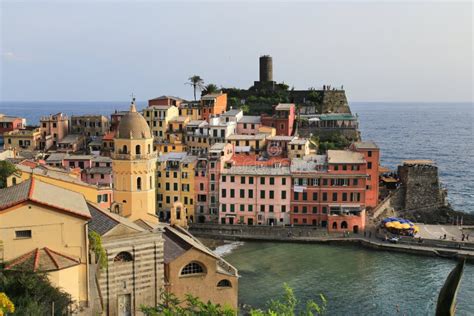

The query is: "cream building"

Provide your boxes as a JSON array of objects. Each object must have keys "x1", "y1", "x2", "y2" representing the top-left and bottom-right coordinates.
[
  {"x1": 0, "y1": 178, "x2": 90, "y2": 307},
  {"x1": 111, "y1": 101, "x2": 159, "y2": 224}
]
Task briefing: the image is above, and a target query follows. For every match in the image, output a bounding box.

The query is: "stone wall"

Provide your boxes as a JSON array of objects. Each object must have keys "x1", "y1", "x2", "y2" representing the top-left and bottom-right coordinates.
[{"x1": 398, "y1": 163, "x2": 444, "y2": 210}]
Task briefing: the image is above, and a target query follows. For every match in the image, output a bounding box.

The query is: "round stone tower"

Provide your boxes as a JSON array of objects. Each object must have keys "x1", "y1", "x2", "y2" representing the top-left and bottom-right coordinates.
[
  {"x1": 259, "y1": 55, "x2": 273, "y2": 82},
  {"x1": 111, "y1": 99, "x2": 158, "y2": 223}
]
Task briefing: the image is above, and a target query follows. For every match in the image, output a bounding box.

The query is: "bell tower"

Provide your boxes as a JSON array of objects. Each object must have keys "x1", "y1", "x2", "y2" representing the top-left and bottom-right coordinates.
[{"x1": 112, "y1": 99, "x2": 158, "y2": 223}]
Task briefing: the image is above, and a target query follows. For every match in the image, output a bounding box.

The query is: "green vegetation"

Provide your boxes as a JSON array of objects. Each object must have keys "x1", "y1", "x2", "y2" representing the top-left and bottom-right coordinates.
[
  {"x1": 186, "y1": 75, "x2": 205, "y2": 101},
  {"x1": 0, "y1": 161, "x2": 16, "y2": 189},
  {"x1": 0, "y1": 292, "x2": 15, "y2": 316},
  {"x1": 310, "y1": 134, "x2": 351, "y2": 153},
  {"x1": 250, "y1": 283, "x2": 327, "y2": 316},
  {"x1": 140, "y1": 291, "x2": 235, "y2": 316},
  {"x1": 88, "y1": 231, "x2": 108, "y2": 269},
  {"x1": 202, "y1": 84, "x2": 220, "y2": 95},
  {"x1": 436, "y1": 259, "x2": 465, "y2": 316},
  {"x1": 0, "y1": 270, "x2": 73, "y2": 315}
]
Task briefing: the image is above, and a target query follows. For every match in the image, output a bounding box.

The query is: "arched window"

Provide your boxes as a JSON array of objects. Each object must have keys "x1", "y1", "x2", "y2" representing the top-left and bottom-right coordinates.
[
  {"x1": 180, "y1": 262, "x2": 205, "y2": 276},
  {"x1": 217, "y1": 279, "x2": 232, "y2": 288},
  {"x1": 122, "y1": 145, "x2": 128, "y2": 154},
  {"x1": 114, "y1": 251, "x2": 133, "y2": 262},
  {"x1": 332, "y1": 222, "x2": 338, "y2": 229},
  {"x1": 136, "y1": 144, "x2": 141, "y2": 155},
  {"x1": 341, "y1": 221, "x2": 348, "y2": 229},
  {"x1": 137, "y1": 177, "x2": 142, "y2": 190}
]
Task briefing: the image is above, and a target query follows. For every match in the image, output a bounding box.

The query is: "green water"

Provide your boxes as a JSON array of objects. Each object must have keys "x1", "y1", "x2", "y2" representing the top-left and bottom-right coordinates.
[{"x1": 222, "y1": 242, "x2": 474, "y2": 315}]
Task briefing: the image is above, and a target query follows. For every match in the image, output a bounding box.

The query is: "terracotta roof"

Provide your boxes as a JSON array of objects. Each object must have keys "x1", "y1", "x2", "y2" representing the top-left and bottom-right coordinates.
[
  {"x1": 5, "y1": 247, "x2": 80, "y2": 272},
  {"x1": 0, "y1": 178, "x2": 91, "y2": 219}
]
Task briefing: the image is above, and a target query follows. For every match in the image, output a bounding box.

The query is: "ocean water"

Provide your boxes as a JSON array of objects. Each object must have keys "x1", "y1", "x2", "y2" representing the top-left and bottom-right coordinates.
[
  {"x1": 0, "y1": 101, "x2": 472, "y2": 212},
  {"x1": 222, "y1": 241, "x2": 474, "y2": 315}
]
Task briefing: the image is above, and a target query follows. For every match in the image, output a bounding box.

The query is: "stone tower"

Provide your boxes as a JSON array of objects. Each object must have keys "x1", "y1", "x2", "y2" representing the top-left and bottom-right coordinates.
[
  {"x1": 111, "y1": 99, "x2": 158, "y2": 223},
  {"x1": 259, "y1": 55, "x2": 273, "y2": 82}
]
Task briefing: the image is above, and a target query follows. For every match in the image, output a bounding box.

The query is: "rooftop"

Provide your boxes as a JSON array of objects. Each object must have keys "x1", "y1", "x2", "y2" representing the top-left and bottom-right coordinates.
[
  {"x1": 317, "y1": 113, "x2": 357, "y2": 121},
  {"x1": 149, "y1": 95, "x2": 185, "y2": 102},
  {"x1": 352, "y1": 141, "x2": 378, "y2": 150},
  {"x1": 146, "y1": 105, "x2": 175, "y2": 110},
  {"x1": 88, "y1": 202, "x2": 144, "y2": 236},
  {"x1": 327, "y1": 150, "x2": 365, "y2": 164},
  {"x1": 226, "y1": 133, "x2": 267, "y2": 141},
  {"x1": 201, "y1": 93, "x2": 225, "y2": 100},
  {"x1": 230, "y1": 154, "x2": 290, "y2": 167},
  {"x1": 222, "y1": 109, "x2": 242, "y2": 117},
  {"x1": 267, "y1": 135, "x2": 294, "y2": 141},
  {"x1": 289, "y1": 138, "x2": 308, "y2": 145},
  {"x1": 5, "y1": 247, "x2": 80, "y2": 272},
  {"x1": 0, "y1": 178, "x2": 91, "y2": 219},
  {"x1": 58, "y1": 134, "x2": 82, "y2": 144},
  {"x1": 275, "y1": 103, "x2": 294, "y2": 111},
  {"x1": 223, "y1": 165, "x2": 291, "y2": 176},
  {"x1": 402, "y1": 160, "x2": 435, "y2": 166},
  {"x1": 291, "y1": 155, "x2": 328, "y2": 173},
  {"x1": 238, "y1": 116, "x2": 261, "y2": 124}
]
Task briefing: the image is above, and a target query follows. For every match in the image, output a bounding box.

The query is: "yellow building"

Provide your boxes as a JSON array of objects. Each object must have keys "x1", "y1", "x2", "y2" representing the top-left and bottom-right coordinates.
[
  {"x1": 164, "y1": 226, "x2": 238, "y2": 310},
  {"x1": 112, "y1": 101, "x2": 159, "y2": 224},
  {"x1": 8, "y1": 163, "x2": 113, "y2": 210},
  {"x1": 288, "y1": 137, "x2": 310, "y2": 159},
  {"x1": 154, "y1": 139, "x2": 187, "y2": 155},
  {"x1": 3, "y1": 128, "x2": 41, "y2": 151},
  {"x1": 156, "y1": 152, "x2": 197, "y2": 223},
  {"x1": 0, "y1": 178, "x2": 90, "y2": 306},
  {"x1": 143, "y1": 105, "x2": 179, "y2": 139}
]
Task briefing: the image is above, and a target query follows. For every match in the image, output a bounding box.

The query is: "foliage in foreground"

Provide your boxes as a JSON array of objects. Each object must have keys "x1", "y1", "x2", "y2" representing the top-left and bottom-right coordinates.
[
  {"x1": 0, "y1": 161, "x2": 17, "y2": 189},
  {"x1": 0, "y1": 292, "x2": 15, "y2": 316},
  {"x1": 140, "y1": 291, "x2": 235, "y2": 316},
  {"x1": 88, "y1": 231, "x2": 108, "y2": 269},
  {"x1": 250, "y1": 283, "x2": 327, "y2": 316},
  {"x1": 0, "y1": 270, "x2": 73, "y2": 315}
]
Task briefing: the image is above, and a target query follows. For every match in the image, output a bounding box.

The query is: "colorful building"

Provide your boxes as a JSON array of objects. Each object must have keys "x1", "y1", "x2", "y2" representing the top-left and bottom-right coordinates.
[
  {"x1": 143, "y1": 104, "x2": 179, "y2": 139},
  {"x1": 40, "y1": 113, "x2": 69, "y2": 149},
  {"x1": 261, "y1": 103, "x2": 295, "y2": 136},
  {"x1": 290, "y1": 150, "x2": 368, "y2": 232},
  {"x1": 200, "y1": 93, "x2": 227, "y2": 121},
  {"x1": 219, "y1": 155, "x2": 292, "y2": 225},
  {"x1": 350, "y1": 141, "x2": 380, "y2": 209},
  {"x1": 156, "y1": 152, "x2": 197, "y2": 223},
  {"x1": 0, "y1": 179, "x2": 90, "y2": 306},
  {"x1": 236, "y1": 116, "x2": 261, "y2": 135},
  {"x1": 149, "y1": 95, "x2": 184, "y2": 107},
  {"x1": 3, "y1": 128, "x2": 42, "y2": 151},
  {"x1": 112, "y1": 101, "x2": 158, "y2": 223},
  {"x1": 0, "y1": 114, "x2": 25, "y2": 134},
  {"x1": 70, "y1": 115, "x2": 109, "y2": 137}
]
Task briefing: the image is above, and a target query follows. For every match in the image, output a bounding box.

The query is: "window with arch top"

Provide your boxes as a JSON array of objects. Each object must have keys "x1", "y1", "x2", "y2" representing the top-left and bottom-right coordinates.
[
  {"x1": 180, "y1": 262, "x2": 205, "y2": 276},
  {"x1": 122, "y1": 145, "x2": 128, "y2": 154},
  {"x1": 136, "y1": 144, "x2": 141, "y2": 155},
  {"x1": 137, "y1": 177, "x2": 142, "y2": 190},
  {"x1": 114, "y1": 251, "x2": 133, "y2": 262},
  {"x1": 217, "y1": 279, "x2": 232, "y2": 288}
]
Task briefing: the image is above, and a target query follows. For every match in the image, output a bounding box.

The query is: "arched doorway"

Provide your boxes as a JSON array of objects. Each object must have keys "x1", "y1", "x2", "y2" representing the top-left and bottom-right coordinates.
[
  {"x1": 353, "y1": 225, "x2": 359, "y2": 234},
  {"x1": 341, "y1": 221, "x2": 348, "y2": 229},
  {"x1": 332, "y1": 222, "x2": 338, "y2": 230}
]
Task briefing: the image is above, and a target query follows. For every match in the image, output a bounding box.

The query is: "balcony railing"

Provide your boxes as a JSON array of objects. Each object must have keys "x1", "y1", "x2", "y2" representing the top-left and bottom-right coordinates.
[{"x1": 111, "y1": 152, "x2": 158, "y2": 160}]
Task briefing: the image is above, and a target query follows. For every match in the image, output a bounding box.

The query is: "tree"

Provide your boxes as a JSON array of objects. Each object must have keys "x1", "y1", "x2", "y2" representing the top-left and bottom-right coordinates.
[
  {"x1": 250, "y1": 283, "x2": 327, "y2": 316},
  {"x1": 0, "y1": 270, "x2": 73, "y2": 315},
  {"x1": 202, "y1": 84, "x2": 220, "y2": 96},
  {"x1": 0, "y1": 161, "x2": 17, "y2": 189},
  {"x1": 0, "y1": 292, "x2": 15, "y2": 316},
  {"x1": 186, "y1": 75, "x2": 205, "y2": 101},
  {"x1": 141, "y1": 291, "x2": 235, "y2": 316}
]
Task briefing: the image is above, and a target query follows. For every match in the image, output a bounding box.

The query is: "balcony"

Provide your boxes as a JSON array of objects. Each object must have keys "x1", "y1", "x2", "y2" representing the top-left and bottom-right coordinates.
[{"x1": 111, "y1": 152, "x2": 158, "y2": 160}]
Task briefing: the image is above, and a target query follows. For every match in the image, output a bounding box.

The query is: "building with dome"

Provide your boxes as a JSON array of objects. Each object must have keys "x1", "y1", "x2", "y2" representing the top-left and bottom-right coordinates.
[{"x1": 111, "y1": 99, "x2": 159, "y2": 224}]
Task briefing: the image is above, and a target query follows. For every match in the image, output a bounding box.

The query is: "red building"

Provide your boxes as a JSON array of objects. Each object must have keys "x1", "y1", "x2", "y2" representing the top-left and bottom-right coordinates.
[
  {"x1": 261, "y1": 103, "x2": 295, "y2": 136},
  {"x1": 350, "y1": 141, "x2": 380, "y2": 209},
  {"x1": 290, "y1": 150, "x2": 369, "y2": 233}
]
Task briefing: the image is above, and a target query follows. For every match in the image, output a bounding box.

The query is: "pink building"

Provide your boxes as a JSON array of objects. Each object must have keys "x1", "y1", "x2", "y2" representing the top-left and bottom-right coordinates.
[
  {"x1": 62, "y1": 155, "x2": 93, "y2": 170},
  {"x1": 0, "y1": 114, "x2": 25, "y2": 134},
  {"x1": 82, "y1": 156, "x2": 113, "y2": 187},
  {"x1": 236, "y1": 116, "x2": 262, "y2": 135},
  {"x1": 195, "y1": 143, "x2": 234, "y2": 223},
  {"x1": 219, "y1": 155, "x2": 291, "y2": 226}
]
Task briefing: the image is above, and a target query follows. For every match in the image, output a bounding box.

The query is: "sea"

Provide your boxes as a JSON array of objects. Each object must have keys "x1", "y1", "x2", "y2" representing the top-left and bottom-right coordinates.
[
  {"x1": 0, "y1": 101, "x2": 472, "y2": 213},
  {"x1": 0, "y1": 100, "x2": 473, "y2": 315}
]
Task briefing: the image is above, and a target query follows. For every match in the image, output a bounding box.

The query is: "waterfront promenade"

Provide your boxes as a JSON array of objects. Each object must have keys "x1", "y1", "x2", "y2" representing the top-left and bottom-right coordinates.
[{"x1": 190, "y1": 223, "x2": 474, "y2": 262}]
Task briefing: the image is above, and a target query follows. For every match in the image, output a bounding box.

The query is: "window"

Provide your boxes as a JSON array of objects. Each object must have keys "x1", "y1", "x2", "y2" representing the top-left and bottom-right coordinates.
[
  {"x1": 114, "y1": 251, "x2": 133, "y2": 262},
  {"x1": 293, "y1": 192, "x2": 299, "y2": 200},
  {"x1": 248, "y1": 189, "x2": 254, "y2": 198},
  {"x1": 269, "y1": 177, "x2": 275, "y2": 185},
  {"x1": 312, "y1": 192, "x2": 318, "y2": 201},
  {"x1": 241, "y1": 177, "x2": 245, "y2": 184},
  {"x1": 312, "y1": 206, "x2": 318, "y2": 214},
  {"x1": 353, "y1": 179, "x2": 359, "y2": 186},
  {"x1": 137, "y1": 177, "x2": 142, "y2": 190},
  {"x1": 222, "y1": 204, "x2": 227, "y2": 212},
  {"x1": 322, "y1": 192, "x2": 328, "y2": 201},
  {"x1": 221, "y1": 189, "x2": 226, "y2": 198},
  {"x1": 281, "y1": 205, "x2": 286, "y2": 212},
  {"x1": 249, "y1": 177, "x2": 254, "y2": 184},
  {"x1": 368, "y1": 151, "x2": 372, "y2": 157},
  {"x1": 230, "y1": 176, "x2": 235, "y2": 183},
  {"x1": 342, "y1": 193, "x2": 348, "y2": 201},
  {"x1": 260, "y1": 177, "x2": 265, "y2": 185},
  {"x1": 269, "y1": 190, "x2": 274, "y2": 199},
  {"x1": 222, "y1": 176, "x2": 226, "y2": 182},
  {"x1": 282, "y1": 178, "x2": 286, "y2": 185},
  {"x1": 122, "y1": 145, "x2": 128, "y2": 153},
  {"x1": 181, "y1": 262, "x2": 205, "y2": 276},
  {"x1": 260, "y1": 205, "x2": 265, "y2": 212},
  {"x1": 260, "y1": 190, "x2": 265, "y2": 199},
  {"x1": 368, "y1": 162, "x2": 372, "y2": 169},
  {"x1": 230, "y1": 189, "x2": 235, "y2": 198},
  {"x1": 15, "y1": 230, "x2": 31, "y2": 239},
  {"x1": 281, "y1": 191, "x2": 286, "y2": 199},
  {"x1": 240, "y1": 204, "x2": 245, "y2": 212},
  {"x1": 332, "y1": 192, "x2": 338, "y2": 201},
  {"x1": 136, "y1": 145, "x2": 141, "y2": 155},
  {"x1": 293, "y1": 206, "x2": 298, "y2": 213},
  {"x1": 240, "y1": 189, "x2": 245, "y2": 198},
  {"x1": 302, "y1": 192, "x2": 307, "y2": 201},
  {"x1": 217, "y1": 279, "x2": 232, "y2": 288},
  {"x1": 269, "y1": 205, "x2": 274, "y2": 212}
]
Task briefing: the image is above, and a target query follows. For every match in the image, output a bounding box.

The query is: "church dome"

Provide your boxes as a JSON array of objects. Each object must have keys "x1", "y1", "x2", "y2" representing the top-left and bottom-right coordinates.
[{"x1": 116, "y1": 103, "x2": 152, "y2": 139}]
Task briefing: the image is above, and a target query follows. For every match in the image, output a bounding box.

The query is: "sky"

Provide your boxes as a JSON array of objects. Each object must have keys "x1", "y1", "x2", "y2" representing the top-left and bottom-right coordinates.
[{"x1": 0, "y1": 1, "x2": 472, "y2": 102}]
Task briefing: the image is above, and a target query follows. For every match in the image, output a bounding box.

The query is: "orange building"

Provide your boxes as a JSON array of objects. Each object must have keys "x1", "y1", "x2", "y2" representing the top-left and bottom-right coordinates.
[{"x1": 200, "y1": 93, "x2": 227, "y2": 121}]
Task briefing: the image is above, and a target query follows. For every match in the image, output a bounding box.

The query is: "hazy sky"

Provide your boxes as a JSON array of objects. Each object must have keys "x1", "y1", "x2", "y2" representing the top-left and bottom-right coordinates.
[{"x1": 1, "y1": 1, "x2": 472, "y2": 102}]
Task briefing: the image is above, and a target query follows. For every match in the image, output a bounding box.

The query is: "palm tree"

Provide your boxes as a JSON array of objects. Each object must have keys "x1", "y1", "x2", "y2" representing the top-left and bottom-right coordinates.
[
  {"x1": 186, "y1": 75, "x2": 205, "y2": 101},
  {"x1": 202, "y1": 83, "x2": 220, "y2": 96}
]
